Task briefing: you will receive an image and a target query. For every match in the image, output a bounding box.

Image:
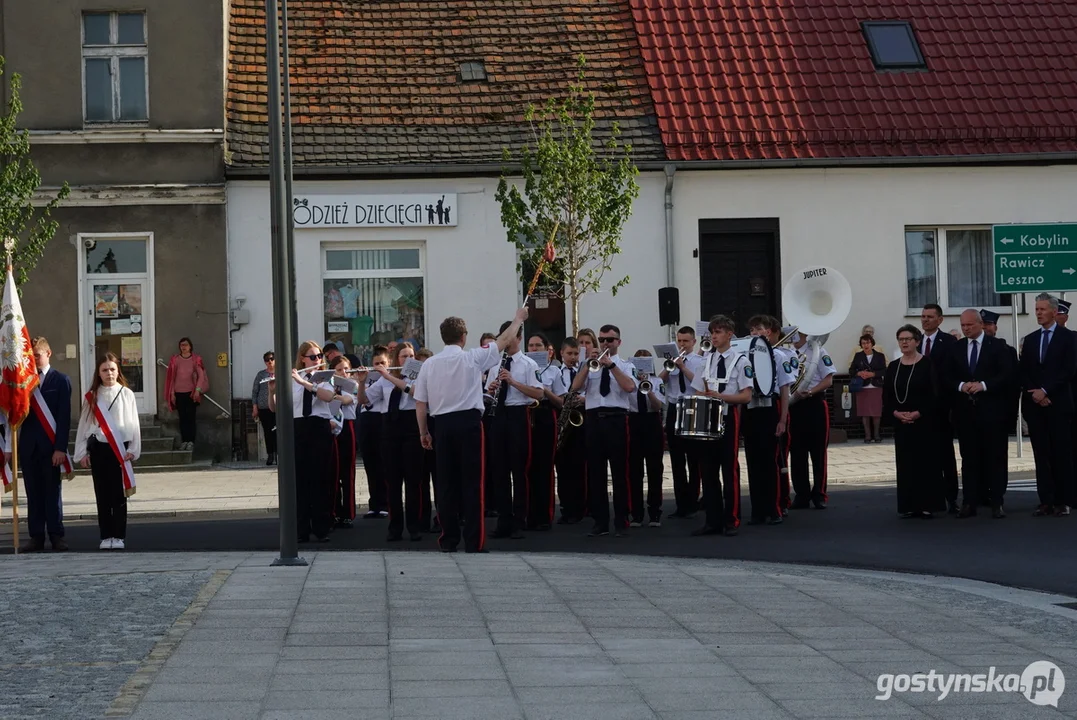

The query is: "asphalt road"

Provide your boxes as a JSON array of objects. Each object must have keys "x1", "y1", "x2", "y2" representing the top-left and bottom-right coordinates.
[{"x1": 22, "y1": 482, "x2": 1077, "y2": 598}]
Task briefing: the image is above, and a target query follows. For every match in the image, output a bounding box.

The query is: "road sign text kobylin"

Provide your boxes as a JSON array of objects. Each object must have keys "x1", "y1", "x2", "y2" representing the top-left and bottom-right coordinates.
[{"x1": 996, "y1": 234, "x2": 1071, "y2": 248}]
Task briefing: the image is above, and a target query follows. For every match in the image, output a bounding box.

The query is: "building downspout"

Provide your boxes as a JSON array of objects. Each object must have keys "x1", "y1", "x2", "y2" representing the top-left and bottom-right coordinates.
[{"x1": 664, "y1": 164, "x2": 676, "y2": 340}]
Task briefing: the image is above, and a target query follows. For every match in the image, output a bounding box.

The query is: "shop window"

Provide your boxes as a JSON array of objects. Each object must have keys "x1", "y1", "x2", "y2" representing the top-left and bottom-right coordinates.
[{"x1": 323, "y1": 247, "x2": 425, "y2": 365}]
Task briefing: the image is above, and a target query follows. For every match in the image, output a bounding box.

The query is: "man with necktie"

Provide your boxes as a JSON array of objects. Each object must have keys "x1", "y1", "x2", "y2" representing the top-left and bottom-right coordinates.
[
  {"x1": 657, "y1": 326, "x2": 704, "y2": 518},
  {"x1": 945, "y1": 309, "x2": 1015, "y2": 518},
  {"x1": 920, "y1": 303, "x2": 959, "y2": 512},
  {"x1": 1020, "y1": 293, "x2": 1076, "y2": 517},
  {"x1": 570, "y1": 324, "x2": 638, "y2": 536},
  {"x1": 18, "y1": 338, "x2": 72, "y2": 552},
  {"x1": 485, "y1": 320, "x2": 544, "y2": 539},
  {"x1": 555, "y1": 337, "x2": 587, "y2": 524}
]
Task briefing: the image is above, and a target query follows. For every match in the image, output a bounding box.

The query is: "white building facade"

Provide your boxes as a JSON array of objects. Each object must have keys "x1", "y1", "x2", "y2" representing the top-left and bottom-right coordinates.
[{"x1": 227, "y1": 163, "x2": 1077, "y2": 394}]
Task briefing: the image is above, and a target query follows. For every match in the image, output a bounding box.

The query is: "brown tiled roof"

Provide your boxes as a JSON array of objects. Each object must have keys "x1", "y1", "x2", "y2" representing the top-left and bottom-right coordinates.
[{"x1": 227, "y1": 0, "x2": 664, "y2": 170}]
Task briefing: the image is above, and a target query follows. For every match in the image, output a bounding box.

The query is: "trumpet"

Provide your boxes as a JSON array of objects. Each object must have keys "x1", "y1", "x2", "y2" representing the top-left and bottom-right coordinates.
[
  {"x1": 639, "y1": 377, "x2": 653, "y2": 395},
  {"x1": 663, "y1": 350, "x2": 689, "y2": 372},
  {"x1": 588, "y1": 348, "x2": 611, "y2": 373},
  {"x1": 699, "y1": 339, "x2": 713, "y2": 353}
]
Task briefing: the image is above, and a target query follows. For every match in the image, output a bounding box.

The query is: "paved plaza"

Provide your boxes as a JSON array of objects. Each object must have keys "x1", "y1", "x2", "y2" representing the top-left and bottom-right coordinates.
[{"x1": 0, "y1": 551, "x2": 1074, "y2": 719}]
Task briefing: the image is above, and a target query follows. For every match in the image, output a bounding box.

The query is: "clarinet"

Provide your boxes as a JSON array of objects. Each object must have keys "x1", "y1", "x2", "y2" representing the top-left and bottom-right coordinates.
[{"x1": 485, "y1": 351, "x2": 510, "y2": 418}]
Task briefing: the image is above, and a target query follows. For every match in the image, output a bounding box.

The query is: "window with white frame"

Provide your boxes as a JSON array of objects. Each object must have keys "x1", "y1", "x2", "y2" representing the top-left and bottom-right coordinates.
[
  {"x1": 905, "y1": 227, "x2": 1011, "y2": 312},
  {"x1": 323, "y1": 247, "x2": 425, "y2": 365},
  {"x1": 82, "y1": 12, "x2": 148, "y2": 123}
]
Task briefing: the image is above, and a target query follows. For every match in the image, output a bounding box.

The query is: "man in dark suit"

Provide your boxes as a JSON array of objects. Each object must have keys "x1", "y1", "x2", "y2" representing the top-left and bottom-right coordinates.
[
  {"x1": 945, "y1": 310, "x2": 1015, "y2": 518},
  {"x1": 980, "y1": 309, "x2": 1021, "y2": 507},
  {"x1": 1020, "y1": 294, "x2": 1076, "y2": 517},
  {"x1": 920, "y1": 303, "x2": 959, "y2": 512},
  {"x1": 18, "y1": 337, "x2": 73, "y2": 552}
]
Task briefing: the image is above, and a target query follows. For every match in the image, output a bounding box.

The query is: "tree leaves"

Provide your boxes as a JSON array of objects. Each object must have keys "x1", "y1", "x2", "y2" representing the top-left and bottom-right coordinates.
[
  {"x1": 495, "y1": 55, "x2": 640, "y2": 335},
  {"x1": 0, "y1": 57, "x2": 70, "y2": 286}
]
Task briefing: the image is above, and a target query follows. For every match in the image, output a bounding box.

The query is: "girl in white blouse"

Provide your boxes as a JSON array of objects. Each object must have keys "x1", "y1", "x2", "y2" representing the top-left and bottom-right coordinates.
[
  {"x1": 328, "y1": 355, "x2": 359, "y2": 528},
  {"x1": 73, "y1": 353, "x2": 142, "y2": 550},
  {"x1": 270, "y1": 341, "x2": 356, "y2": 543}
]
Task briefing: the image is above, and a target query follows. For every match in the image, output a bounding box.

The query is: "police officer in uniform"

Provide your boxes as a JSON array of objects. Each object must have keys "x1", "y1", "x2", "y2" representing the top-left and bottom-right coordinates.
[
  {"x1": 690, "y1": 315, "x2": 753, "y2": 536},
  {"x1": 788, "y1": 332, "x2": 836, "y2": 509}
]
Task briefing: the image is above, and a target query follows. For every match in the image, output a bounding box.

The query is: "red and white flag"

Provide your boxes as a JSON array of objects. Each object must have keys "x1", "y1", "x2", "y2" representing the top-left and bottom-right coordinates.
[
  {"x1": 0, "y1": 264, "x2": 39, "y2": 493},
  {"x1": 543, "y1": 240, "x2": 556, "y2": 264}
]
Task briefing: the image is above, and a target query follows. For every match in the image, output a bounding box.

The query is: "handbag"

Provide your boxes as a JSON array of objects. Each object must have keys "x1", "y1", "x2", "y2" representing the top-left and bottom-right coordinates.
[{"x1": 849, "y1": 376, "x2": 865, "y2": 392}]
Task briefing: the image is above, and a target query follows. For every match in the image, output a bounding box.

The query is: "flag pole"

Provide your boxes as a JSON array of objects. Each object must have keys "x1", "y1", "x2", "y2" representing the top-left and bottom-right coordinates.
[
  {"x1": 523, "y1": 222, "x2": 559, "y2": 308},
  {"x1": 10, "y1": 427, "x2": 18, "y2": 554}
]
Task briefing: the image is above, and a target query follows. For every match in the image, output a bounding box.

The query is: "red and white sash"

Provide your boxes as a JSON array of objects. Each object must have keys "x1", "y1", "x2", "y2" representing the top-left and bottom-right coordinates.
[
  {"x1": 87, "y1": 390, "x2": 137, "y2": 497},
  {"x1": 0, "y1": 410, "x2": 12, "y2": 492},
  {"x1": 31, "y1": 389, "x2": 74, "y2": 478}
]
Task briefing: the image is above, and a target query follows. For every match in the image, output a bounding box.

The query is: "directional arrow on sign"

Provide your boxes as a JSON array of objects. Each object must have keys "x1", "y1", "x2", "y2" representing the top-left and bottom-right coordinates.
[
  {"x1": 1065, "y1": 268, "x2": 1075, "y2": 275},
  {"x1": 1000, "y1": 237, "x2": 1014, "y2": 244}
]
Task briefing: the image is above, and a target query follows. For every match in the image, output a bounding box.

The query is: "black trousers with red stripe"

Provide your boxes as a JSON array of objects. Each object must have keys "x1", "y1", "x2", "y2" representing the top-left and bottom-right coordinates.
[
  {"x1": 629, "y1": 411, "x2": 665, "y2": 523},
  {"x1": 743, "y1": 404, "x2": 782, "y2": 522},
  {"x1": 481, "y1": 413, "x2": 496, "y2": 513},
  {"x1": 789, "y1": 396, "x2": 830, "y2": 503},
  {"x1": 556, "y1": 422, "x2": 587, "y2": 521},
  {"x1": 358, "y1": 411, "x2": 386, "y2": 513},
  {"x1": 528, "y1": 405, "x2": 557, "y2": 528},
  {"x1": 586, "y1": 409, "x2": 631, "y2": 530},
  {"x1": 382, "y1": 410, "x2": 426, "y2": 537},
  {"x1": 432, "y1": 409, "x2": 485, "y2": 552},
  {"x1": 697, "y1": 406, "x2": 743, "y2": 529},
  {"x1": 665, "y1": 405, "x2": 701, "y2": 514},
  {"x1": 491, "y1": 405, "x2": 532, "y2": 534},
  {"x1": 334, "y1": 419, "x2": 357, "y2": 521}
]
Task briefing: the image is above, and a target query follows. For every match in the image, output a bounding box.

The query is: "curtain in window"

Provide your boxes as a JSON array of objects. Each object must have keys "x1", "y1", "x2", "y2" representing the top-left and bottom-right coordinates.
[
  {"x1": 905, "y1": 231, "x2": 937, "y2": 307},
  {"x1": 946, "y1": 230, "x2": 1005, "y2": 308}
]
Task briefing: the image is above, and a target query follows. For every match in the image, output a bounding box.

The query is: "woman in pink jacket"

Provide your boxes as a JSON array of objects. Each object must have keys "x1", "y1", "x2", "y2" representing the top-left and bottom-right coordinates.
[{"x1": 165, "y1": 337, "x2": 208, "y2": 451}]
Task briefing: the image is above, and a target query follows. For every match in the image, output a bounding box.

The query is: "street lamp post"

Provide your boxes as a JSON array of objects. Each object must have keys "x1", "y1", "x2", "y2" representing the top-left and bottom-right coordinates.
[{"x1": 265, "y1": 0, "x2": 306, "y2": 567}]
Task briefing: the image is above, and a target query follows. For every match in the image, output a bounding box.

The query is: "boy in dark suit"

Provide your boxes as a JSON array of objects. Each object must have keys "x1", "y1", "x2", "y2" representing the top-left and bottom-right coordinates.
[
  {"x1": 1020, "y1": 294, "x2": 1076, "y2": 516},
  {"x1": 944, "y1": 310, "x2": 1015, "y2": 518},
  {"x1": 19, "y1": 337, "x2": 73, "y2": 552}
]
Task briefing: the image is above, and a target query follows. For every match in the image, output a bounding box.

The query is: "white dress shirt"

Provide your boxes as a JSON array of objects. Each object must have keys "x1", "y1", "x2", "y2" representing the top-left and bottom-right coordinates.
[
  {"x1": 691, "y1": 348, "x2": 753, "y2": 414},
  {"x1": 580, "y1": 355, "x2": 635, "y2": 411},
  {"x1": 412, "y1": 344, "x2": 502, "y2": 416},
  {"x1": 364, "y1": 375, "x2": 418, "y2": 413},
  {"x1": 628, "y1": 374, "x2": 665, "y2": 414},
  {"x1": 801, "y1": 344, "x2": 837, "y2": 391},
  {"x1": 958, "y1": 332, "x2": 988, "y2": 392},
  {"x1": 920, "y1": 330, "x2": 941, "y2": 356},
  {"x1": 663, "y1": 352, "x2": 704, "y2": 402},
  {"x1": 291, "y1": 376, "x2": 335, "y2": 420},
  {"x1": 72, "y1": 384, "x2": 142, "y2": 462},
  {"x1": 561, "y1": 364, "x2": 584, "y2": 396},
  {"x1": 538, "y1": 362, "x2": 568, "y2": 396},
  {"x1": 485, "y1": 351, "x2": 542, "y2": 406}
]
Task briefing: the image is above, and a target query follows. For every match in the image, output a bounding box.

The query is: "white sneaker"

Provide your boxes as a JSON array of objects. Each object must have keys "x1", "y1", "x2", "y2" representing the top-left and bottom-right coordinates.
[
  {"x1": 648, "y1": 520, "x2": 661, "y2": 528},
  {"x1": 99, "y1": 538, "x2": 113, "y2": 550},
  {"x1": 629, "y1": 521, "x2": 642, "y2": 528},
  {"x1": 113, "y1": 538, "x2": 125, "y2": 550}
]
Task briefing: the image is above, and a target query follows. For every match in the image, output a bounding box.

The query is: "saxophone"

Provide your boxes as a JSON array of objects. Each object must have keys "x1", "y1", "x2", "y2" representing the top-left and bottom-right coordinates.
[{"x1": 555, "y1": 391, "x2": 585, "y2": 454}]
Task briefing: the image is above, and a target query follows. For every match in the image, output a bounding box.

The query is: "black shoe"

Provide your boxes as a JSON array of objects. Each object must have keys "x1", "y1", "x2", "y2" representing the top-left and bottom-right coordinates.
[
  {"x1": 691, "y1": 525, "x2": 722, "y2": 537},
  {"x1": 992, "y1": 506, "x2": 1006, "y2": 519},
  {"x1": 484, "y1": 510, "x2": 498, "y2": 518},
  {"x1": 297, "y1": 535, "x2": 309, "y2": 543},
  {"x1": 431, "y1": 524, "x2": 442, "y2": 534},
  {"x1": 613, "y1": 530, "x2": 627, "y2": 537},
  {"x1": 587, "y1": 525, "x2": 610, "y2": 537},
  {"x1": 489, "y1": 529, "x2": 512, "y2": 539},
  {"x1": 510, "y1": 530, "x2": 525, "y2": 539},
  {"x1": 957, "y1": 506, "x2": 977, "y2": 519},
  {"x1": 409, "y1": 533, "x2": 423, "y2": 541},
  {"x1": 19, "y1": 537, "x2": 45, "y2": 553},
  {"x1": 386, "y1": 533, "x2": 403, "y2": 542},
  {"x1": 556, "y1": 515, "x2": 572, "y2": 525},
  {"x1": 791, "y1": 498, "x2": 811, "y2": 510},
  {"x1": 1032, "y1": 504, "x2": 1052, "y2": 517},
  {"x1": 50, "y1": 536, "x2": 69, "y2": 552},
  {"x1": 811, "y1": 498, "x2": 827, "y2": 510},
  {"x1": 781, "y1": 508, "x2": 789, "y2": 517},
  {"x1": 440, "y1": 546, "x2": 457, "y2": 553},
  {"x1": 336, "y1": 519, "x2": 354, "y2": 529},
  {"x1": 920, "y1": 511, "x2": 934, "y2": 519},
  {"x1": 465, "y1": 548, "x2": 489, "y2": 553},
  {"x1": 900, "y1": 511, "x2": 917, "y2": 519},
  {"x1": 535, "y1": 524, "x2": 551, "y2": 531},
  {"x1": 723, "y1": 524, "x2": 739, "y2": 537},
  {"x1": 363, "y1": 510, "x2": 380, "y2": 519},
  {"x1": 768, "y1": 516, "x2": 784, "y2": 525},
  {"x1": 946, "y1": 501, "x2": 960, "y2": 515},
  {"x1": 314, "y1": 535, "x2": 330, "y2": 543},
  {"x1": 746, "y1": 518, "x2": 765, "y2": 526}
]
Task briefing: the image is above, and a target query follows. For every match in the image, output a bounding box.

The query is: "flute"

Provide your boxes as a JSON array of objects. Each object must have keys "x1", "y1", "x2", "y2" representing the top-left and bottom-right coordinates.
[
  {"x1": 345, "y1": 366, "x2": 404, "y2": 373},
  {"x1": 257, "y1": 360, "x2": 328, "y2": 383}
]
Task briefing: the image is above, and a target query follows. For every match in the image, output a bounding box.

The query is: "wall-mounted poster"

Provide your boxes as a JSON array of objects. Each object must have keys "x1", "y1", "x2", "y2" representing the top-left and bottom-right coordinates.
[
  {"x1": 94, "y1": 286, "x2": 119, "y2": 318},
  {"x1": 111, "y1": 319, "x2": 132, "y2": 335},
  {"x1": 121, "y1": 337, "x2": 142, "y2": 366},
  {"x1": 118, "y1": 285, "x2": 142, "y2": 315}
]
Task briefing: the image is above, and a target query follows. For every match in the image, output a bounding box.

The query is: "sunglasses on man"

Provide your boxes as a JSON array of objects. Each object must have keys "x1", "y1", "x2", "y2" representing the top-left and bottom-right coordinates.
[{"x1": 598, "y1": 337, "x2": 619, "y2": 343}]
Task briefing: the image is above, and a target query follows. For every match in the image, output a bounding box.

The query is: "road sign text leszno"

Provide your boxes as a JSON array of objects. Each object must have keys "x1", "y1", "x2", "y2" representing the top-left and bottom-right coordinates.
[{"x1": 993, "y1": 224, "x2": 1077, "y2": 293}]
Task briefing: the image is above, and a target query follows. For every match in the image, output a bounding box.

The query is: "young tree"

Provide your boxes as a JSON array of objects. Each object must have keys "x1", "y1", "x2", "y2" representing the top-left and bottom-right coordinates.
[
  {"x1": 496, "y1": 56, "x2": 639, "y2": 335},
  {"x1": 0, "y1": 58, "x2": 69, "y2": 286}
]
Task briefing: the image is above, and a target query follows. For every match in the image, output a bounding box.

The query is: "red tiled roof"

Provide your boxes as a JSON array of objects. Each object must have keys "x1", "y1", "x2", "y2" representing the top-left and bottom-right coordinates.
[
  {"x1": 228, "y1": 0, "x2": 663, "y2": 168},
  {"x1": 629, "y1": 0, "x2": 1077, "y2": 161}
]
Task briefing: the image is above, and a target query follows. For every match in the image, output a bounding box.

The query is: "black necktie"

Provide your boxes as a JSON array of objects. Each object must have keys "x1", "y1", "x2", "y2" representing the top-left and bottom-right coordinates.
[
  {"x1": 714, "y1": 355, "x2": 726, "y2": 384},
  {"x1": 388, "y1": 386, "x2": 402, "y2": 421},
  {"x1": 969, "y1": 339, "x2": 979, "y2": 374},
  {"x1": 496, "y1": 356, "x2": 513, "y2": 407},
  {"x1": 569, "y1": 368, "x2": 577, "y2": 384},
  {"x1": 678, "y1": 368, "x2": 686, "y2": 394},
  {"x1": 600, "y1": 366, "x2": 611, "y2": 397},
  {"x1": 637, "y1": 388, "x2": 647, "y2": 413},
  {"x1": 302, "y1": 388, "x2": 314, "y2": 417}
]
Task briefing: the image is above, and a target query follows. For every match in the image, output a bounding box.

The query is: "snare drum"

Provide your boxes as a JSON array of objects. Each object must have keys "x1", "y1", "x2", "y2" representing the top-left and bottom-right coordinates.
[{"x1": 674, "y1": 396, "x2": 723, "y2": 440}]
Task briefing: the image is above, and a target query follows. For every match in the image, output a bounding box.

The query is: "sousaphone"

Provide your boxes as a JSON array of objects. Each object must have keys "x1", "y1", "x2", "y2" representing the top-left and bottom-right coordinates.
[{"x1": 782, "y1": 266, "x2": 852, "y2": 403}]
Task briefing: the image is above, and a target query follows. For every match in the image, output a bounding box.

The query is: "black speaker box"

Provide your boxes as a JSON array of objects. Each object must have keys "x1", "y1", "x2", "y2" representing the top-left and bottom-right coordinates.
[{"x1": 658, "y1": 286, "x2": 680, "y2": 326}]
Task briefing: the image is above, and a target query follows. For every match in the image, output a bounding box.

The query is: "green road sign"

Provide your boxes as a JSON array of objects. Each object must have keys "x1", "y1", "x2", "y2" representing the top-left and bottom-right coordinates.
[{"x1": 993, "y1": 223, "x2": 1077, "y2": 293}]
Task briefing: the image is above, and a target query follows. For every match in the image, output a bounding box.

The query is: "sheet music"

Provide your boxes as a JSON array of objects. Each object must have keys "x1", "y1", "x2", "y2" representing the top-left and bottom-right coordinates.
[
  {"x1": 525, "y1": 351, "x2": 551, "y2": 368},
  {"x1": 310, "y1": 370, "x2": 336, "y2": 384},
  {"x1": 630, "y1": 356, "x2": 656, "y2": 376},
  {"x1": 330, "y1": 375, "x2": 359, "y2": 395},
  {"x1": 402, "y1": 357, "x2": 424, "y2": 380},
  {"x1": 652, "y1": 343, "x2": 678, "y2": 364},
  {"x1": 695, "y1": 320, "x2": 710, "y2": 340}
]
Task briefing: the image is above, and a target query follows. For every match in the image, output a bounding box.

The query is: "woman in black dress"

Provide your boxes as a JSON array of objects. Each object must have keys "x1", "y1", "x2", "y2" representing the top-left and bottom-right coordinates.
[{"x1": 882, "y1": 325, "x2": 945, "y2": 518}]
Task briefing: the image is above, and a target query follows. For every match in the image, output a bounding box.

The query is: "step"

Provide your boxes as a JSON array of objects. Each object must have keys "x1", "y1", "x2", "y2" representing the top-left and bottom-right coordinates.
[
  {"x1": 67, "y1": 436, "x2": 174, "y2": 455},
  {"x1": 68, "y1": 424, "x2": 163, "y2": 442},
  {"x1": 70, "y1": 458, "x2": 214, "y2": 477}
]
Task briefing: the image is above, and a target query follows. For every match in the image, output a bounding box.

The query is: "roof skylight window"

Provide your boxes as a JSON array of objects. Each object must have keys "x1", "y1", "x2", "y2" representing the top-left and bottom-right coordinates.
[
  {"x1": 459, "y1": 61, "x2": 487, "y2": 82},
  {"x1": 862, "y1": 21, "x2": 927, "y2": 70}
]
